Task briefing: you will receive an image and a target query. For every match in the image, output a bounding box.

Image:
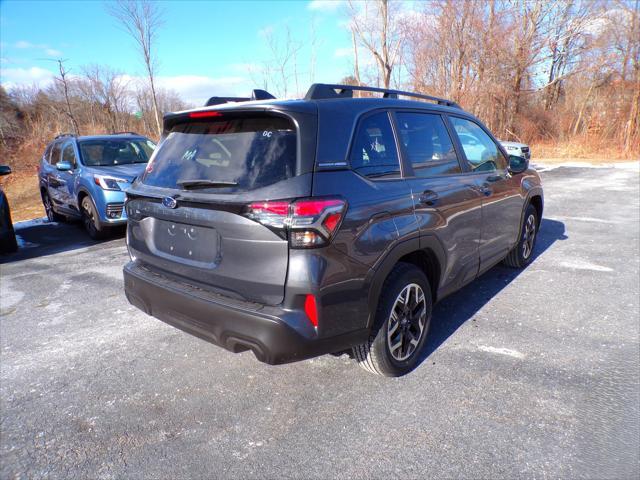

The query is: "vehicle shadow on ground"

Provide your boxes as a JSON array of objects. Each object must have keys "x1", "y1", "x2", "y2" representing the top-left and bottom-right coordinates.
[
  {"x1": 0, "y1": 219, "x2": 125, "y2": 264},
  {"x1": 416, "y1": 218, "x2": 567, "y2": 369}
]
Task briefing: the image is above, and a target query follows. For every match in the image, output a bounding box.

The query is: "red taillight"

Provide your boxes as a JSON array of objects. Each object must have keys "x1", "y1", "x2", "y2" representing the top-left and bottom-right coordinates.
[
  {"x1": 248, "y1": 201, "x2": 289, "y2": 216},
  {"x1": 245, "y1": 197, "x2": 346, "y2": 248},
  {"x1": 322, "y1": 212, "x2": 342, "y2": 232},
  {"x1": 289, "y1": 198, "x2": 346, "y2": 247},
  {"x1": 246, "y1": 201, "x2": 290, "y2": 228},
  {"x1": 189, "y1": 111, "x2": 223, "y2": 118},
  {"x1": 293, "y1": 199, "x2": 343, "y2": 216},
  {"x1": 304, "y1": 294, "x2": 318, "y2": 328}
]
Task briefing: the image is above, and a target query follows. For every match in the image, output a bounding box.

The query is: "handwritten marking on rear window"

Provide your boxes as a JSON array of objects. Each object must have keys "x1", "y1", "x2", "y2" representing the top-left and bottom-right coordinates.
[
  {"x1": 182, "y1": 149, "x2": 196, "y2": 161},
  {"x1": 262, "y1": 131, "x2": 273, "y2": 138}
]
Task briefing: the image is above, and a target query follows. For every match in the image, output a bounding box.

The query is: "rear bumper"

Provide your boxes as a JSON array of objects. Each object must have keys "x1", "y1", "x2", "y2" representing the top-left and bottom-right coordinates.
[{"x1": 123, "y1": 261, "x2": 368, "y2": 365}]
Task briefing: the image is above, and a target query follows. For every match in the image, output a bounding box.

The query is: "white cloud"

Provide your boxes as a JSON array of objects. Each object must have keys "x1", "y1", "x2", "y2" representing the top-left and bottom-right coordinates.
[
  {"x1": 15, "y1": 40, "x2": 33, "y2": 49},
  {"x1": 258, "y1": 25, "x2": 274, "y2": 38},
  {"x1": 0, "y1": 66, "x2": 55, "y2": 89},
  {"x1": 308, "y1": 0, "x2": 343, "y2": 12},
  {"x1": 121, "y1": 74, "x2": 251, "y2": 106},
  {"x1": 334, "y1": 47, "x2": 352, "y2": 58},
  {"x1": 44, "y1": 48, "x2": 62, "y2": 57},
  {"x1": 12, "y1": 40, "x2": 63, "y2": 57},
  {"x1": 1, "y1": 66, "x2": 253, "y2": 105}
]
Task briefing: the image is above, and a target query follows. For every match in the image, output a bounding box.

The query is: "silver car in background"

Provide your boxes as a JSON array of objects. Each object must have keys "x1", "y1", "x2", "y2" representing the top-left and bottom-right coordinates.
[{"x1": 500, "y1": 140, "x2": 531, "y2": 160}]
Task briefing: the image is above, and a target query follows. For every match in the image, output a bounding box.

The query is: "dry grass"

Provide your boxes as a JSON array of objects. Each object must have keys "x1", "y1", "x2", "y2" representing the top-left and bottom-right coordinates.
[
  {"x1": 1, "y1": 171, "x2": 44, "y2": 223},
  {"x1": 531, "y1": 139, "x2": 639, "y2": 163}
]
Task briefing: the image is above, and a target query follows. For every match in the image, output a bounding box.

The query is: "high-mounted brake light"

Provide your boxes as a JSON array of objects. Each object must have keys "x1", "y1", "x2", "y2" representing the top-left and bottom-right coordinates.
[
  {"x1": 188, "y1": 111, "x2": 223, "y2": 118},
  {"x1": 244, "y1": 198, "x2": 347, "y2": 248}
]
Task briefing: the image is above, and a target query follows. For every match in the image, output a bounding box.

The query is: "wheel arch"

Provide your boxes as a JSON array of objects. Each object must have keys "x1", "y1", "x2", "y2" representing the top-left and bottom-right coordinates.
[
  {"x1": 77, "y1": 188, "x2": 89, "y2": 202},
  {"x1": 77, "y1": 188, "x2": 92, "y2": 209},
  {"x1": 366, "y1": 237, "x2": 445, "y2": 328},
  {"x1": 529, "y1": 193, "x2": 543, "y2": 227}
]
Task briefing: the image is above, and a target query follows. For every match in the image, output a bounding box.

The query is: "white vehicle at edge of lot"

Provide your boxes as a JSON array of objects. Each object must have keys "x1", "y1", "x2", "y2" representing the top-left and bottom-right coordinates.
[{"x1": 500, "y1": 140, "x2": 531, "y2": 160}]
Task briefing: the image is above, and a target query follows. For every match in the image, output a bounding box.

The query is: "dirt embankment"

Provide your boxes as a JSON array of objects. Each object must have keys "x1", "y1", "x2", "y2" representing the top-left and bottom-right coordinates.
[{"x1": 1, "y1": 171, "x2": 44, "y2": 222}]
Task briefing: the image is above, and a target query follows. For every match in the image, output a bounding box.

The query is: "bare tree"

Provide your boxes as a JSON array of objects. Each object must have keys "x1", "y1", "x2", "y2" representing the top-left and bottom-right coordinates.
[
  {"x1": 81, "y1": 65, "x2": 130, "y2": 133},
  {"x1": 350, "y1": 26, "x2": 362, "y2": 90},
  {"x1": 55, "y1": 59, "x2": 80, "y2": 135},
  {"x1": 348, "y1": 0, "x2": 404, "y2": 89},
  {"x1": 619, "y1": 0, "x2": 640, "y2": 154},
  {"x1": 108, "y1": 0, "x2": 163, "y2": 136},
  {"x1": 261, "y1": 26, "x2": 303, "y2": 97}
]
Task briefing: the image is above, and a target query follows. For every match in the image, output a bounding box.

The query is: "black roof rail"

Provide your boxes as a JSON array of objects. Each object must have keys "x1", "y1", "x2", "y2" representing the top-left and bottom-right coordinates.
[
  {"x1": 54, "y1": 133, "x2": 76, "y2": 140},
  {"x1": 204, "y1": 89, "x2": 276, "y2": 107},
  {"x1": 304, "y1": 83, "x2": 461, "y2": 108},
  {"x1": 112, "y1": 131, "x2": 141, "y2": 136}
]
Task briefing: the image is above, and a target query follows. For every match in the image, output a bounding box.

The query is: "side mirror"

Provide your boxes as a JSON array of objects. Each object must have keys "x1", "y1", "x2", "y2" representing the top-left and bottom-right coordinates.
[
  {"x1": 0, "y1": 165, "x2": 11, "y2": 176},
  {"x1": 56, "y1": 161, "x2": 72, "y2": 171},
  {"x1": 508, "y1": 155, "x2": 528, "y2": 174}
]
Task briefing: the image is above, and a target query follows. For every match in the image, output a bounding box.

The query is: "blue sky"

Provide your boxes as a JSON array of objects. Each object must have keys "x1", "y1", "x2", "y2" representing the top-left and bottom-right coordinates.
[{"x1": 0, "y1": 0, "x2": 354, "y2": 105}]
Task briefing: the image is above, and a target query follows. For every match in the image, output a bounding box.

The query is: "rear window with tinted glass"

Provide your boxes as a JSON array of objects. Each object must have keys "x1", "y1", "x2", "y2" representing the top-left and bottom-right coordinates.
[{"x1": 140, "y1": 115, "x2": 296, "y2": 191}]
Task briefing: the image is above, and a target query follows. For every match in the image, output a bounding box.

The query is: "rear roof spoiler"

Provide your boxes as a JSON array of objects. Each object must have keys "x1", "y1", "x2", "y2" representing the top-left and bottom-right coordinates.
[
  {"x1": 304, "y1": 83, "x2": 461, "y2": 108},
  {"x1": 205, "y1": 89, "x2": 275, "y2": 106}
]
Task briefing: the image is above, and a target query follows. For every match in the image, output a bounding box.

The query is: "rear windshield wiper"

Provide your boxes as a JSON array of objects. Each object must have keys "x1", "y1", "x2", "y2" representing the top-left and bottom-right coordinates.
[{"x1": 177, "y1": 179, "x2": 239, "y2": 190}]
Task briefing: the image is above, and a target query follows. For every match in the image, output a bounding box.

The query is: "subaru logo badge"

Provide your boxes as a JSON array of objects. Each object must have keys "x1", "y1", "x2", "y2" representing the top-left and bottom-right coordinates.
[{"x1": 162, "y1": 196, "x2": 178, "y2": 209}]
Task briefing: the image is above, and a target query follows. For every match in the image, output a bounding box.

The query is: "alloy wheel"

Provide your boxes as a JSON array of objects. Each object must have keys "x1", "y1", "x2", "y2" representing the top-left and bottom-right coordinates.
[
  {"x1": 82, "y1": 198, "x2": 96, "y2": 233},
  {"x1": 386, "y1": 283, "x2": 428, "y2": 361},
  {"x1": 43, "y1": 193, "x2": 55, "y2": 222},
  {"x1": 522, "y1": 214, "x2": 536, "y2": 259}
]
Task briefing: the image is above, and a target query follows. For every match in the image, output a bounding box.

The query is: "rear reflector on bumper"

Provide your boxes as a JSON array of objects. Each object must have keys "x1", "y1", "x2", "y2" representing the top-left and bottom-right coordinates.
[{"x1": 304, "y1": 294, "x2": 318, "y2": 328}]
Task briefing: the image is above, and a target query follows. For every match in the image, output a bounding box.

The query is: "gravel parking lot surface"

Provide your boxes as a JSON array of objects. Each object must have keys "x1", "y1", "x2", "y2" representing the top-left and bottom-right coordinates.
[{"x1": 1, "y1": 163, "x2": 639, "y2": 479}]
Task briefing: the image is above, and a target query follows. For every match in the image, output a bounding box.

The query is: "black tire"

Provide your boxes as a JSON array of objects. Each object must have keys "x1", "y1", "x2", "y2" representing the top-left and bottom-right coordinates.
[
  {"x1": 503, "y1": 204, "x2": 538, "y2": 268},
  {"x1": 0, "y1": 221, "x2": 18, "y2": 255},
  {"x1": 81, "y1": 196, "x2": 107, "y2": 240},
  {"x1": 0, "y1": 228, "x2": 18, "y2": 254},
  {"x1": 41, "y1": 190, "x2": 64, "y2": 222},
  {"x1": 353, "y1": 262, "x2": 433, "y2": 377}
]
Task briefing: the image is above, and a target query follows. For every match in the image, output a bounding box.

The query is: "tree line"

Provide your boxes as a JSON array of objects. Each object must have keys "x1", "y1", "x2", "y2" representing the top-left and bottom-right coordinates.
[
  {"x1": 347, "y1": 0, "x2": 639, "y2": 157},
  {"x1": 0, "y1": 0, "x2": 175, "y2": 170},
  {"x1": 0, "y1": 0, "x2": 638, "y2": 170}
]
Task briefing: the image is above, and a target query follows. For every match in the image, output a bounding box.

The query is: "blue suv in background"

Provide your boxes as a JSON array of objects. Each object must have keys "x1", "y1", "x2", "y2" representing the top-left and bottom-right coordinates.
[{"x1": 38, "y1": 133, "x2": 156, "y2": 238}]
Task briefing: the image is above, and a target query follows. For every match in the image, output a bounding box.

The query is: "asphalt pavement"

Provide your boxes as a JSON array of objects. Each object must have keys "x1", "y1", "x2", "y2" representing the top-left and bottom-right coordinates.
[{"x1": 1, "y1": 163, "x2": 639, "y2": 479}]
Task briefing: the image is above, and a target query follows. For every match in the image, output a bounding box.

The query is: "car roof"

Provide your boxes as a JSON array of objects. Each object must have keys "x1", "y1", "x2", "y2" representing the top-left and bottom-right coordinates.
[
  {"x1": 171, "y1": 96, "x2": 467, "y2": 116},
  {"x1": 76, "y1": 134, "x2": 150, "y2": 141}
]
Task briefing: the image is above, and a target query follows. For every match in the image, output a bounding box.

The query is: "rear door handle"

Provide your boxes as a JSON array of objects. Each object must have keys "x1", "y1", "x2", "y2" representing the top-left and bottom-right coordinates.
[{"x1": 418, "y1": 190, "x2": 439, "y2": 206}]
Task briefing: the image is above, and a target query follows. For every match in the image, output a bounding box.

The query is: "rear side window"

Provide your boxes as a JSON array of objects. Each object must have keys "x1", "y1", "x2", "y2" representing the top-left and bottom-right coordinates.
[
  {"x1": 449, "y1": 117, "x2": 507, "y2": 172},
  {"x1": 50, "y1": 142, "x2": 62, "y2": 165},
  {"x1": 141, "y1": 115, "x2": 296, "y2": 191},
  {"x1": 396, "y1": 112, "x2": 461, "y2": 177},
  {"x1": 349, "y1": 112, "x2": 400, "y2": 179},
  {"x1": 43, "y1": 143, "x2": 53, "y2": 163}
]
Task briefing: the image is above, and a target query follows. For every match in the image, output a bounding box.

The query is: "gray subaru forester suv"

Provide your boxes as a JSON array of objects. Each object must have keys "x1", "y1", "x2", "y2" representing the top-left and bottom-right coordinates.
[{"x1": 123, "y1": 84, "x2": 543, "y2": 376}]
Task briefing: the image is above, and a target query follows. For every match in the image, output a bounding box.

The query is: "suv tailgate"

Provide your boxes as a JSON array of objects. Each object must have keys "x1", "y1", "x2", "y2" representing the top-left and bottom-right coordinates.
[{"x1": 126, "y1": 110, "x2": 316, "y2": 305}]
